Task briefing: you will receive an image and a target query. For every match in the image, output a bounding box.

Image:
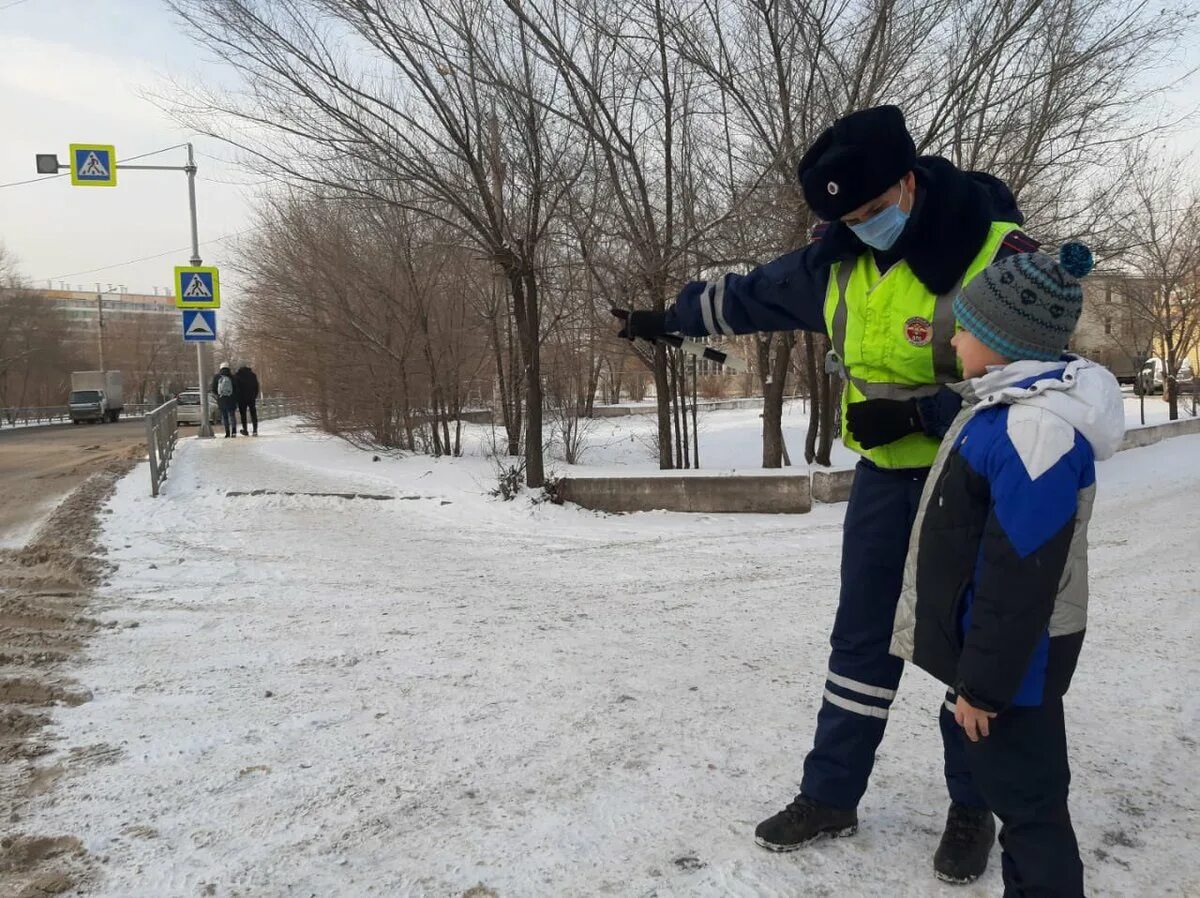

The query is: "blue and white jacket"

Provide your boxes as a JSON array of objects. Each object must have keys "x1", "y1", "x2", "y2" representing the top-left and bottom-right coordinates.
[{"x1": 890, "y1": 357, "x2": 1125, "y2": 712}]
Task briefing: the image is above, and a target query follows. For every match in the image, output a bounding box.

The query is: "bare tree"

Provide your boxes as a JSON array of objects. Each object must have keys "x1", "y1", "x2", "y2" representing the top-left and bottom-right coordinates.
[
  {"x1": 502, "y1": 0, "x2": 743, "y2": 469},
  {"x1": 166, "y1": 0, "x2": 1192, "y2": 475},
  {"x1": 237, "y1": 191, "x2": 493, "y2": 452},
  {"x1": 911, "y1": 0, "x2": 1195, "y2": 248},
  {"x1": 667, "y1": 0, "x2": 1191, "y2": 463},
  {"x1": 1109, "y1": 152, "x2": 1200, "y2": 420},
  {"x1": 0, "y1": 249, "x2": 88, "y2": 411},
  {"x1": 170, "y1": 0, "x2": 586, "y2": 486}
]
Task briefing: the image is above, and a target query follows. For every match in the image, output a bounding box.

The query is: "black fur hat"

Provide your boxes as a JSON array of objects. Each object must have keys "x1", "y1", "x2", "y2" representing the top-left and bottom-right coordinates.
[{"x1": 798, "y1": 105, "x2": 917, "y2": 221}]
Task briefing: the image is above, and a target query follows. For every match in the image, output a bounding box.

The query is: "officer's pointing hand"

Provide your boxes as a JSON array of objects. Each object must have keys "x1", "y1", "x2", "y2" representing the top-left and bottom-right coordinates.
[
  {"x1": 846, "y1": 398, "x2": 924, "y2": 449},
  {"x1": 612, "y1": 308, "x2": 669, "y2": 342}
]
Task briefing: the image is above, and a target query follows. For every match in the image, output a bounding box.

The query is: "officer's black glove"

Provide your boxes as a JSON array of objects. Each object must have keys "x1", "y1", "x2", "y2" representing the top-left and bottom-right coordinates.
[
  {"x1": 612, "y1": 308, "x2": 669, "y2": 342},
  {"x1": 846, "y1": 398, "x2": 922, "y2": 449}
]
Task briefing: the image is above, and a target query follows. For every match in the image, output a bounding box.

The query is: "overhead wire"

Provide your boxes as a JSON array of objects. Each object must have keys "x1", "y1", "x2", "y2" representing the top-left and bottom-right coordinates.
[{"x1": 41, "y1": 229, "x2": 255, "y2": 282}]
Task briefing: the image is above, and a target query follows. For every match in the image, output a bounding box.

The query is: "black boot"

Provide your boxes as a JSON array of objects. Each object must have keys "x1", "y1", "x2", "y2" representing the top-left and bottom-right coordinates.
[
  {"x1": 934, "y1": 803, "x2": 995, "y2": 884},
  {"x1": 754, "y1": 795, "x2": 858, "y2": 852}
]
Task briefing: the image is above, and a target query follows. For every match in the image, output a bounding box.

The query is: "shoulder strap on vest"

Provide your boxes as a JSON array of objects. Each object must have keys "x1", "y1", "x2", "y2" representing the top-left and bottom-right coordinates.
[{"x1": 1001, "y1": 230, "x2": 1041, "y2": 254}]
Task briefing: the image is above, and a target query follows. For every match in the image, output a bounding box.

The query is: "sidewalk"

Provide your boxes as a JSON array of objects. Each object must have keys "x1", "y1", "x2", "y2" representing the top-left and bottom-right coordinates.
[{"x1": 20, "y1": 425, "x2": 1200, "y2": 897}]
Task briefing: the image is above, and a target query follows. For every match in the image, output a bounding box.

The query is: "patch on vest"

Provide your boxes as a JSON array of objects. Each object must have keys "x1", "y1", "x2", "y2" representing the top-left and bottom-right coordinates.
[{"x1": 904, "y1": 316, "x2": 933, "y2": 346}]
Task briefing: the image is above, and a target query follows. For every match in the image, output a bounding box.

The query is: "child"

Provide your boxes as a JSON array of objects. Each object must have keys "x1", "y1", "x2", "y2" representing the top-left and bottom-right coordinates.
[{"x1": 890, "y1": 243, "x2": 1125, "y2": 895}]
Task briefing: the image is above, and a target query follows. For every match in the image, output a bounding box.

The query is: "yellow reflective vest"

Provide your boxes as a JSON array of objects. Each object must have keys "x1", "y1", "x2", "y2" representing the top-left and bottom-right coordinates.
[{"x1": 822, "y1": 221, "x2": 1020, "y2": 469}]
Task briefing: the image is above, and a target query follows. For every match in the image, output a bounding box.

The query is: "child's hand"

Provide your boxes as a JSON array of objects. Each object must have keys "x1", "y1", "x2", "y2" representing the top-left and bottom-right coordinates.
[{"x1": 955, "y1": 696, "x2": 997, "y2": 742}]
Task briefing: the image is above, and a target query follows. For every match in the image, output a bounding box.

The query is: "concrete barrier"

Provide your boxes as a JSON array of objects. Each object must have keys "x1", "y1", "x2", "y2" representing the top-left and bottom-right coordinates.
[
  {"x1": 1119, "y1": 415, "x2": 1200, "y2": 450},
  {"x1": 556, "y1": 471, "x2": 811, "y2": 514},
  {"x1": 811, "y1": 468, "x2": 858, "y2": 504}
]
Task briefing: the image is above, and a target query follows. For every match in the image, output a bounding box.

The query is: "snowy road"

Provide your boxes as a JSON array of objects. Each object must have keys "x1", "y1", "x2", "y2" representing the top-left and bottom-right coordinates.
[{"x1": 22, "y1": 425, "x2": 1200, "y2": 897}]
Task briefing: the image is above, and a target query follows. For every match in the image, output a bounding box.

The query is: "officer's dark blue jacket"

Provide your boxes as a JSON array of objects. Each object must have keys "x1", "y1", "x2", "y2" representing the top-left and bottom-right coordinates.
[{"x1": 665, "y1": 156, "x2": 1037, "y2": 339}]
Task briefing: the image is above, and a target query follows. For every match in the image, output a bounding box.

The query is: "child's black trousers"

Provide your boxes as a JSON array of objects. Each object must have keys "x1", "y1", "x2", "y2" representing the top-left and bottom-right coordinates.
[{"x1": 959, "y1": 696, "x2": 1084, "y2": 897}]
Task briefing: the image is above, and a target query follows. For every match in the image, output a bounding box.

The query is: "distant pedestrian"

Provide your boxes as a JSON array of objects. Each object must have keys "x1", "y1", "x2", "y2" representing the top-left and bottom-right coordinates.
[
  {"x1": 211, "y1": 363, "x2": 239, "y2": 438},
  {"x1": 235, "y1": 365, "x2": 261, "y2": 436}
]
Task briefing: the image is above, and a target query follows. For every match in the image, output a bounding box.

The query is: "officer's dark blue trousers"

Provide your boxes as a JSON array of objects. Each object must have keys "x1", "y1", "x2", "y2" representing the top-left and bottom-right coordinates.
[
  {"x1": 801, "y1": 459, "x2": 985, "y2": 810},
  {"x1": 963, "y1": 697, "x2": 1082, "y2": 897}
]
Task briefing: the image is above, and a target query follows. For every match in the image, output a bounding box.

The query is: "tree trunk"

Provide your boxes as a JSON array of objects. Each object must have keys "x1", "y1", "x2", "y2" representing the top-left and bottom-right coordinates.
[
  {"x1": 670, "y1": 353, "x2": 684, "y2": 467},
  {"x1": 760, "y1": 332, "x2": 795, "y2": 468},
  {"x1": 691, "y1": 355, "x2": 700, "y2": 470},
  {"x1": 1165, "y1": 348, "x2": 1179, "y2": 421},
  {"x1": 488, "y1": 312, "x2": 518, "y2": 454},
  {"x1": 802, "y1": 332, "x2": 820, "y2": 464},
  {"x1": 515, "y1": 268, "x2": 545, "y2": 488},
  {"x1": 654, "y1": 344, "x2": 673, "y2": 469},
  {"x1": 677, "y1": 354, "x2": 690, "y2": 468},
  {"x1": 816, "y1": 352, "x2": 837, "y2": 468}
]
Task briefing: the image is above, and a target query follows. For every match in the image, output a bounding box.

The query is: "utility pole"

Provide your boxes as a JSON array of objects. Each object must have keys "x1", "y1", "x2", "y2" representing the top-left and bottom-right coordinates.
[
  {"x1": 182, "y1": 144, "x2": 213, "y2": 438},
  {"x1": 93, "y1": 282, "x2": 123, "y2": 372},
  {"x1": 96, "y1": 288, "x2": 106, "y2": 372}
]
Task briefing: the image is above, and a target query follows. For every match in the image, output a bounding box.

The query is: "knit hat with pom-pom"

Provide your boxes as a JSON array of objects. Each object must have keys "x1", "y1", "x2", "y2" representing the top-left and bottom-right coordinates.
[{"x1": 953, "y1": 242, "x2": 1094, "y2": 362}]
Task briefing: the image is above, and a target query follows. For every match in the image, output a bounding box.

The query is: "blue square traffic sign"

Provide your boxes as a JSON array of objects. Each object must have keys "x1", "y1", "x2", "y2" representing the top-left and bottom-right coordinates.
[
  {"x1": 174, "y1": 265, "x2": 221, "y2": 309},
  {"x1": 69, "y1": 144, "x2": 117, "y2": 187},
  {"x1": 182, "y1": 309, "x2": 217, "y2": 342}
]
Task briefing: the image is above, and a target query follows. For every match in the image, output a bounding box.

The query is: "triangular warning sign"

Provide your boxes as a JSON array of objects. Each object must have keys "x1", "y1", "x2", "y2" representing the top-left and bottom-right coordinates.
[
  {"x1": 183, "y1": 274, "x2": 212, "y2": 297},
  {"x1": 185, "y1": 313, "x2": 214, "y2": 337},
  {"x1": 79, "y1": 152, "x2": 109, "y2": 177}
]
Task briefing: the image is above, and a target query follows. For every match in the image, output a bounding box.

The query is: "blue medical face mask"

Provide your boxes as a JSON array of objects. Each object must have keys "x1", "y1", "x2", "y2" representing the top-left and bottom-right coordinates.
[{"x1": 848, "y1": 182, "x2": 909, "y2": 251}]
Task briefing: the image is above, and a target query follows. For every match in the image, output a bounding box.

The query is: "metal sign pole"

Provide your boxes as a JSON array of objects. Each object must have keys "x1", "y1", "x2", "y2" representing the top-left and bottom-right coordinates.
[
  {"x1": 185, "y1": 143, "x2": 214, "y2": 439},
  {"x1": 37, "y1": 143, "x2": 220, "y2": 437}
]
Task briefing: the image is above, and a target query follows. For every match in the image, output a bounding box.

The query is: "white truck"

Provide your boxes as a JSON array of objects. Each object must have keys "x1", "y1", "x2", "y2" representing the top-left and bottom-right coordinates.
[{"x1": 69, "y1": 371, "x2": 124, "y2": 424}]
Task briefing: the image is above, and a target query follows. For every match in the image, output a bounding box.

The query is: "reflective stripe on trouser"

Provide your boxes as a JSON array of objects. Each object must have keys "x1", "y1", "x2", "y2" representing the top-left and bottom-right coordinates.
[{"x1": 800, "y1": 461, "x2": 986, "y2": 810}]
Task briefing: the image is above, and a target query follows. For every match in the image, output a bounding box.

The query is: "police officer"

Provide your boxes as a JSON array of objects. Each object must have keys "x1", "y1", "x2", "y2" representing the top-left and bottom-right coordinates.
[{"x1": 618, "y1": 105, "x2": 1040, "y2": 884}]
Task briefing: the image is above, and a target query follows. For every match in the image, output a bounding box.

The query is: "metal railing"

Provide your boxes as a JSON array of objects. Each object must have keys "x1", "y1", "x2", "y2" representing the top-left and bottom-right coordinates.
[
  {"x1": 1, "y1": 398, "x2": 299, "y2": 429},
  {"x1": 0, "y1": 406, "x2": 72, "y2": 427},
  {"x1": 256, "y1": 397, "x2": 297, "y2": 421},
  {"x1": 1, "y1": 402, "x2": 161, "y2": 428},
  {"x1": 145, "y1": 399, "x2": 179, "y2": 497}
]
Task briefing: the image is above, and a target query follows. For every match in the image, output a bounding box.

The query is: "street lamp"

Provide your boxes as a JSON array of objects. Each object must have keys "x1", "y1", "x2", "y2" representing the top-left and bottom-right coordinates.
[{"x1": 36, "y1": 144, "x2": 214, "y2": 438}]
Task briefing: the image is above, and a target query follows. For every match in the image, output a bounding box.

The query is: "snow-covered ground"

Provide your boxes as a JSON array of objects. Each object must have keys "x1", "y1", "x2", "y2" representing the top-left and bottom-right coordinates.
[
  {"x1": 23, "y1": 415, "x2": 1200, "y2": 897},
  {"x1": 1121, "y1": 387, "x2": 1198, "y2": 428}
]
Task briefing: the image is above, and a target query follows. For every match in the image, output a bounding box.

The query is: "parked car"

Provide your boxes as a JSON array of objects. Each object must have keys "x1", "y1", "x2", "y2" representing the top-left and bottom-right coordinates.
[
  {"x1": 175, "y1": 389, "x2": 219, "y2": 426},
  {"x1": 1136, "y1": 357, "x2": 1195, "y2": 395}
]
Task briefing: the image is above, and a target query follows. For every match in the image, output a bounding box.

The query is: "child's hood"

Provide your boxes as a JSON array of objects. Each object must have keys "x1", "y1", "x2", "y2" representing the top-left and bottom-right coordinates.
[{"x1": 965, "y1": 356, "x2": 1126, "y2": 461}]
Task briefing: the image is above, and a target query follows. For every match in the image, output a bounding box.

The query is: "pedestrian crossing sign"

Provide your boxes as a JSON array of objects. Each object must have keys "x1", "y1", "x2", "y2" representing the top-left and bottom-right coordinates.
[
  {"x1": 182, "y1": 309, "x2": 217, "y2": 342},
  {"x1": 69, "y1": 144, "x2": 117, "y2": 187},
  {"x1": 174, "y1": 265, "x2": 221, "y2": 309}
]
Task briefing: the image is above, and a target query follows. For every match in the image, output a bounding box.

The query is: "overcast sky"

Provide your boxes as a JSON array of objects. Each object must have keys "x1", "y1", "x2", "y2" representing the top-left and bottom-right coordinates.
[
  {"x1": 0, "y1": 0, "x2": 257, "y2": 304},
  {"x1": 1, "y1": 0, "x2": 1198, "y2": 311}
]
